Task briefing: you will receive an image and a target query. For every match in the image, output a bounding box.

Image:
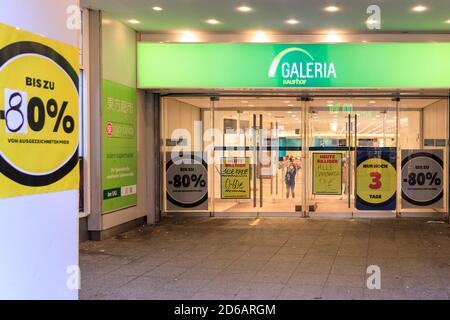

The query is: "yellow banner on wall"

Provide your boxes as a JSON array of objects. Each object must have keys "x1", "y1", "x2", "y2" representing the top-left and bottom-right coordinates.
[
  {"x1": 221, "y1": 157, "x2": 250, "y2": 199},
  {"x1": 313, "y1": 153, "x2": 342, "y2": 195},
  {"x1": 0, "y1": 23, "x2": 79, "y2": 198}
]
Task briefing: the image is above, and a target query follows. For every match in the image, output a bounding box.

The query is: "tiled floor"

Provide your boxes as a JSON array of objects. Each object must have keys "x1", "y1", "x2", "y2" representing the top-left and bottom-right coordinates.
[{"x1": 79, "y1": 217, "x2": 450, "y2": 300}]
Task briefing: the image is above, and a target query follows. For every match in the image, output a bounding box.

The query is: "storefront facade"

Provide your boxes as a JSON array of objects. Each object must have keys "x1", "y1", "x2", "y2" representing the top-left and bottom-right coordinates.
[
  {"x1": 71, "y1": 10, "x2": 450, "y2": 242},
  {"x1": 137, "y1": 43, "x2": 450, "y2": 219}
]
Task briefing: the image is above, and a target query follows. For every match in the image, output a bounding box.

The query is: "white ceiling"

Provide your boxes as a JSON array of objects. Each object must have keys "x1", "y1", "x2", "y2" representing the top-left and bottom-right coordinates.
[
  {"x1": 81, "y1": 0, "x2": 450, "y2": 33},
  {"x1": 174, "y1": 97, "x2": 439, "y2": 134},
  {"x1": 215, "y1": 109, "x2": 400, "y2": 135},
  {"x1": 175, "y1": 97, "x2": 439, "y2": 109}
]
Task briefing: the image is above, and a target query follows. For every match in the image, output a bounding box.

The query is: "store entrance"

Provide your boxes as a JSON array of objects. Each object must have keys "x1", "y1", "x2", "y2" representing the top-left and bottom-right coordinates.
[
  {"x1": 161, "y1": 95, "x2": 448, "y2": 218},
  {"x1": 211, "y1": 98, "x2": 304, "y2": 215}
]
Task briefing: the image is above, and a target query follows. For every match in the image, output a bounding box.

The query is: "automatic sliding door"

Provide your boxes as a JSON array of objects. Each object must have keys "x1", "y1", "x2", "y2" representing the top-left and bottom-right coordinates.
[
  {"x1": 306, "y1": 98, "x2": 401, "y2": 215},
  {"x1": 352, "y1": 99, "x2": 398, "y2": 215},
  {"x1": 211, "y1": 97, "x2": 303, "y2": 214},
  {"x1": 306, "y1": 99, "x2": 350, "y2": 214},
  {"x1": 258, "y1": 102, "x2": 303, "y2": 214},
  {"x1": 212, "y1": 101, "x2": 255, "y2": 214}
]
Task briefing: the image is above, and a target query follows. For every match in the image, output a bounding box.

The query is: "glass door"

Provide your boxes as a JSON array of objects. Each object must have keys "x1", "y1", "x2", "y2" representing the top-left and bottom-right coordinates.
[
  {"x1": 352, "y1": 99, "x2": 398, "y2": 215},
  {"x1": 211, "y1": 97, "x2": 303, "y2": 215},
  {"x1": 306, "y1": 98, "x2": 399, "y2": 215},
  {"x1": 210, "y1": 100, "x2": 257, "y2": 214},
  {"x1": 306, "y1": 99, "x2": 353, "y2": 214}
]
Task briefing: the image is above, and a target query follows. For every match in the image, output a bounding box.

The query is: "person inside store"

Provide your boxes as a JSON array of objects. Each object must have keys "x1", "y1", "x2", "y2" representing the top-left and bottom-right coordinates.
[{"x1": 285, "y1": 157, "x2": 299, "y2": 198}]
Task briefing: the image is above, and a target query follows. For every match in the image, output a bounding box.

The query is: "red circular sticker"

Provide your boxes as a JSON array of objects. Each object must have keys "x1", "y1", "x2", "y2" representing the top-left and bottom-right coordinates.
[{"x1": 106, "y1": 121, "x2": 113, "y2": 137}]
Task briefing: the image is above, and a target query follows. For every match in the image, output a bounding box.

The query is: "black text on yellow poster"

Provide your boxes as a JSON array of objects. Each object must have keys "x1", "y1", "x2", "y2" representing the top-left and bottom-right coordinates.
[
  {"x1": 356, "y1": 147, "x2": 397, "y2": 210},
  {"x1": 221, "y1": 157, "x2": 250, "y2": 199},
  {"x1": 313, "y1": 153, "x2": 342, "y2": 195},
  {"x1": 0, "y1": 23, "x2": 79, "y2": 198}
]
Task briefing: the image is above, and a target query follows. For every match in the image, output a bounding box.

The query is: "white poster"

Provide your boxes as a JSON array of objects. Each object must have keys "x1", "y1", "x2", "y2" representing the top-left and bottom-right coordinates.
[
  {"x1": 166, "y1": 153, "x2": 208, "y2": 210},
  {"x1": 401, "y1": 150, "x2": 444, "y2": 208}
]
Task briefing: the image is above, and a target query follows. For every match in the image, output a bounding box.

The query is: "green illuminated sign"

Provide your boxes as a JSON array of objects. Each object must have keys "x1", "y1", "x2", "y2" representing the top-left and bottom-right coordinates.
[
  {"x1": 102, "y1": 80, "x2": 137, "y2": 214},
  {"x1": 137, "y1": 43, "x2": 450, "y2": 88}
]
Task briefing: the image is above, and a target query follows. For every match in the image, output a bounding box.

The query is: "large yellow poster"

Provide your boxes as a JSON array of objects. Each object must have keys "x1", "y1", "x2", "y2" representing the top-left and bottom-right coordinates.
[
  {"x1": 0, "y1": 23, "x2": 79, "y2": 198},
  {"x1": 313, "y1": 153, "x2": 342, "y2": 195},
  {"x1": 221, "y1": 157, "x2": 250, "y2": 199}
]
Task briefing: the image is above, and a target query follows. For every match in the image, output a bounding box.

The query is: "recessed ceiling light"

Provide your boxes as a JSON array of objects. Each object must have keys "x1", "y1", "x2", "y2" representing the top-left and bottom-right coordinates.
[
  {"x1": 242, "y1": 100, "x2": 248, "y2": 103},
  {"x1": 206, "y1": 19, "x2": 221, "y2": 25},
  {"x1": 152, "y1": 6, "x2": 163, "y2": 11},
  {"x1": 288, "y1": 104, "x2": 294, "y2": 107},
  {"x1": 412, "y1": 5, "x2": 427, "y2": 12},
  {"x1": 324, "y1": 6, "x2": 340, "y2": 12},
  {"x1": 128, "y1": 19, "x2": 141, "y2": 24},
  {"x1": 179, "y1": 31, "x2": 199, "y2": 42},
  {"x1": 369, "y1": 101, "x2": 376, "y2": 104},
  {"x1": 237, "y1": 5, "x2": 253, "y2": 12},
  {"x1": 284, "y1": 100, "x2": 291, "y2": 103},
  {"x1": 248, "y1": 104, "x2": 254, "y2": 107},
  {"x1": 252, "y1": 31, "x2": 269, "y2": 42},
  {"x1": 288, "y1": 111, "x2": 292, "y2": 114},
  {"x1": 324, "y1": 31, "x2": 342, "y2": 43},
  {"x1": 286, "y1": 19, "x2": 299, "y2": 25}
]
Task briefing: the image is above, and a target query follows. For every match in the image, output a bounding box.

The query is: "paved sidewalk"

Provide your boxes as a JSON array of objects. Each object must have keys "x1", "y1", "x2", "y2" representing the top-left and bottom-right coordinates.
[{"x1": 79, "y1": 217, "x2": 450, "y2": 300}]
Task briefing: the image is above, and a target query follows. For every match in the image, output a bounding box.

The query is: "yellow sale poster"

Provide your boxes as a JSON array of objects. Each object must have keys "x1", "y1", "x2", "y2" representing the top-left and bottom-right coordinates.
[
  {"x1": 313, "y1": 153, "x2": 342, "y2": 195},
  {"x1": 221, "y1": 157, "x2": 250, "y2": 199},
  {"x1": 0, "y1": 23, "x2": 79, "y2": 198}
]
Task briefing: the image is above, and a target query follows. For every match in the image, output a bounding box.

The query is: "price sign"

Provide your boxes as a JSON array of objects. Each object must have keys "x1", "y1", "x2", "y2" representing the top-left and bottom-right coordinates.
[
  {"x1": 166, "y1": 153, "x2": 208, "y2": 210},
  {"x1": 356, "y1": 147, "x2": 397, "y2": 210},
  {"x1": 0, "y1": 23, "x2": 79, "y2": 198},
  {"x1": 312, "y1": 153, "x2": 342, "y2": 195},
  {"x1": 221, "y1": 157, "x2": 251, "y2": 199},
  {"x1": 401, "y1": 150, "x2": 444, "y2": 208}
]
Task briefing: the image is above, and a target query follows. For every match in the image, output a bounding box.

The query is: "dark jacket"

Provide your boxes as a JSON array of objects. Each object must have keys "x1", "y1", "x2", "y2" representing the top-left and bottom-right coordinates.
[{"x1": 285, "y1": 166, "x2": 297, "y2": 186}]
